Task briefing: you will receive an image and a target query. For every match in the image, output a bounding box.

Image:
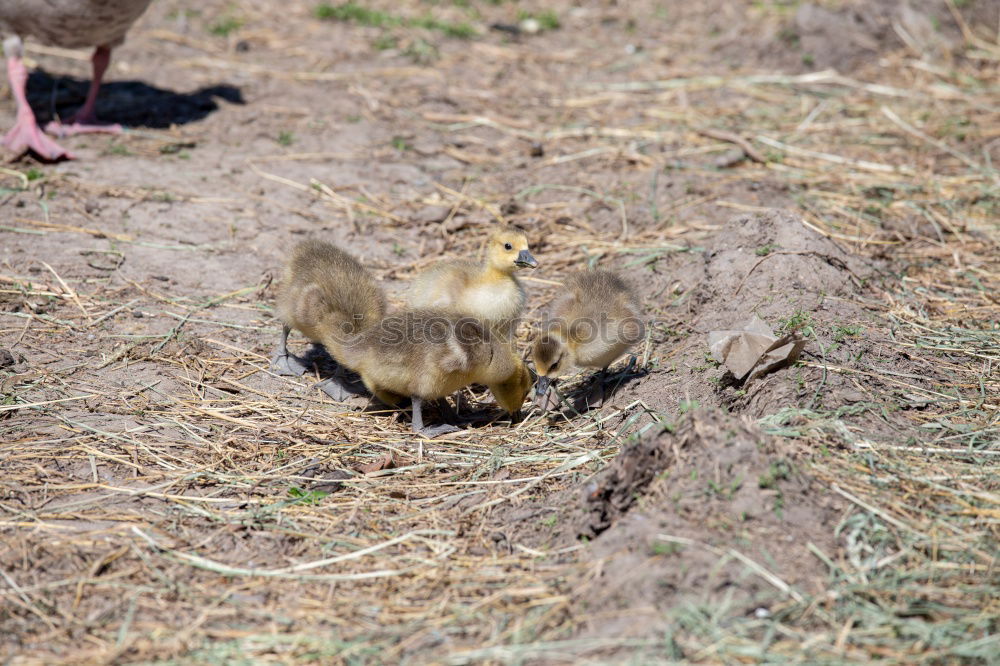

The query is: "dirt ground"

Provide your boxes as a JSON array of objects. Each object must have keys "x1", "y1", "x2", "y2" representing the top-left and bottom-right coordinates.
[{"x1": 1, "y1": 0, "x2": 998, "y2": 663}]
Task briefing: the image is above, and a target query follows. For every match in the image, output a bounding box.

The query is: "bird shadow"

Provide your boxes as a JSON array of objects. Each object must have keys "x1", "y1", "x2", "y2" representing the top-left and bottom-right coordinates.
[
  {"x1": 451, "y1": 400, "x2": 522, "y2": 430},
  {"x1": 25, "y1": 68, "x2": 244, "y2": 128},
  {"x1": 556, "y1": 362, "x2": 649, "y2": 418},
  {"x1": 297, "y1": 345, "x2": 369, "y2": 400}
]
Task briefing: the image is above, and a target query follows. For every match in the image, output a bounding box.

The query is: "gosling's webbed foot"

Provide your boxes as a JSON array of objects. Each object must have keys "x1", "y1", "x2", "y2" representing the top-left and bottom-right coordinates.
[
  {"x1": 410, "y1": 396, "x2": 463, "y2": 438},
  {"x1": 414, "y1": 423, "x2": 463, "y2": 438},
  {"x1": 316, "y1": 377, "x2": 353, "y2": 402},
  {"x1": 271, "y1": 352, "x2": 309, "y2": 377}
]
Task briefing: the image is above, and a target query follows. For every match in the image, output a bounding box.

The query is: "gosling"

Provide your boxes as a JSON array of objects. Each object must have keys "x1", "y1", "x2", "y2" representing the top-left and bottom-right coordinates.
[
  {"x1": 274, "y1": 240, "x2": 531, "y2": 435},
  {"x1": 272, "y1": 239, "x2": 387, "y2": 401},
  {"x1": 407, "y1": 226, "x2": 537, "y2": 335},
  {"x1": 338, "y1": 311, "x2": 533, "y2": 437},
  {"x1": 532, "y1": 270, "x2": 644, "y2": 410}
]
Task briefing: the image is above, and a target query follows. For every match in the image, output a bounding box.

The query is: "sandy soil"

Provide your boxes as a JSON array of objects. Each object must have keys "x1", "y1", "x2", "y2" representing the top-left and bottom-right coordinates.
[{"x1": 2, "y1": 0, "x2": 998, "y2": 663}]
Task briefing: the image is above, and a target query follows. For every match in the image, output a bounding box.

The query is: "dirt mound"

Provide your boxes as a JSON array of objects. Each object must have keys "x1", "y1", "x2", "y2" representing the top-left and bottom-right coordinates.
[
  {"x1": 608, "y1": 209, "x2": 875, "y2": 419},
  {"x1": 792, "y1": 3, "x2": 893, "y2": 72},
  {"x1": 678, "y1": 210, "x2": 871, "y2": 417},
  {"x1": 765, "y1": 0, "x2": 998, "y2": 74},
  {"x1": 567, "y1": 408, "x2": 844, "y2": 646},
  {"x1": 561, "y1": 208, "x2": 880, "y2": 438},
  {"x1": 691, "y1": 209, "x2": 865, "y2": 332}
]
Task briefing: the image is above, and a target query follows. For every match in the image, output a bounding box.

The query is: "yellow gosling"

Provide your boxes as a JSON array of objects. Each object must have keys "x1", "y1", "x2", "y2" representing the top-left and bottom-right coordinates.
[{"x1": 532, "y1": 270, "x2": 644, "y2": 409}]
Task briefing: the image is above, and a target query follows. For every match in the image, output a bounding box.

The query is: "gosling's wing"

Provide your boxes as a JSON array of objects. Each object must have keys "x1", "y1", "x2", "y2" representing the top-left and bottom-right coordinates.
[
  {"x1": 407, "y1": 259, "x2": 479, "y2": 309},
  {"x1": 278, "y1": 241, "x2": 387, "y2": 354}
]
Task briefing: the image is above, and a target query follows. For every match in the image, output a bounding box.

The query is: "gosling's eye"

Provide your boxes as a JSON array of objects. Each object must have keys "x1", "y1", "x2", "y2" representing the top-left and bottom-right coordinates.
[{"x1": 504, "y1": 242, "x2": 513, "y2": 251}]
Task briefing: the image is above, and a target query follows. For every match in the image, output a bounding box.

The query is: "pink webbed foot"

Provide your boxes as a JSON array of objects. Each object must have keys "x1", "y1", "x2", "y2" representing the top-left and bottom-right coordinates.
[
  {"x1": 3, "y1": 116, "x2": 74, "y2": 161},
  {"x1": 4, "y1": 36, "x2": 74, "y2": 161},
  {"x1": 45, "y1": 118, "x2": 123, "y2": 138},
  {"x1": 40, "y1": 45, "x2": 121, "y2": 141}
]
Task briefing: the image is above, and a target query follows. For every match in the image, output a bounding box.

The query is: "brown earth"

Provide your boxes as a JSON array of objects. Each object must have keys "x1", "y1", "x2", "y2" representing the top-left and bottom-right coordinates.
[
  {"x1": 569, "y1": 410, "x2": 845, "y2": 650},
  {"x1": 2, "y1": 0, "x2": 998, "y2": 664}
]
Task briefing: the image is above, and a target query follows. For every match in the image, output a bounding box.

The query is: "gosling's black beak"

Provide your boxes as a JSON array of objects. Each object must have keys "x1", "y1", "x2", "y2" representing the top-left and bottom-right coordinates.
[
  {"x1": 515, "y1": 250, "x2": 538, "y2": 269},
  {"x1": 535, "y1": 375, "x2": 554, "y2": 397}
]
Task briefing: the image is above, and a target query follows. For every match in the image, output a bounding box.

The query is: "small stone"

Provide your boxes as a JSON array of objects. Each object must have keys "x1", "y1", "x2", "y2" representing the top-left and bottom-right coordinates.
[
  {"x1": 0, "y1": 348, "x2": 16, "y2": 368},
  {"x1": 519, "y1": 17, "x2": 541, "y2": 34},
  {"x1": 839, "y1": 389, "x2": 866, "y2": 403},
  {"x1": 500, "y1": 199, "x2": 522, "y2": 216},
  {"x1": 412, "y1": 205, "x2": 452, "y2": 225},
  {"x1": 714, "y1": 148, "x2": 746, "y2": 169}
]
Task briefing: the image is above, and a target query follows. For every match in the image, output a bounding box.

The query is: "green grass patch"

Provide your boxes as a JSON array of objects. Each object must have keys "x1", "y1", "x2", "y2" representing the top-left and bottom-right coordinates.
[
  {"x1": 518, "y1": 9, "x2": 560, "y2": 31},
  {"x1": 287, "y1": 486, "x2": 330, "y2": 505},
  {"x1": 314, "y1": 2, "x2": 477, "y2": 38},
  {"x1": 209, "y1": 15, "x2": 243, "y2": 36}
]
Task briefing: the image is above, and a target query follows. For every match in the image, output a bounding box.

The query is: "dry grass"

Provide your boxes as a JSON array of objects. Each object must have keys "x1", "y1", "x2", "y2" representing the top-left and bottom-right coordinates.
[{"x1": 2, "y1": 0, "x2": 999, "y2": 663}]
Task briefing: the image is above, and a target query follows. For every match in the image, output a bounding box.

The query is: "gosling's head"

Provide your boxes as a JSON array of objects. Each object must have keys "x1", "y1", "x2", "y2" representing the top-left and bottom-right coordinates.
[
  {"x1": 487, "y1": 228, "x2": 537, "y2": 274},
  {"x1": 532, "y1": 334, "x2": 569, "y2": 404},
  {"x1": 493, "y1": 360, "x2": 533, "y2": 421}
]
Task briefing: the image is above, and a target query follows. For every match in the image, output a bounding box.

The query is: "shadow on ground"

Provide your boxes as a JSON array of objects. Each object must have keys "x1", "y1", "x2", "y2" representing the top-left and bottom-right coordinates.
[{"x1": 25, "y1": 70, "x2": 244, "y2": 128}]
